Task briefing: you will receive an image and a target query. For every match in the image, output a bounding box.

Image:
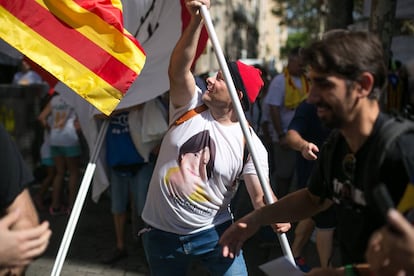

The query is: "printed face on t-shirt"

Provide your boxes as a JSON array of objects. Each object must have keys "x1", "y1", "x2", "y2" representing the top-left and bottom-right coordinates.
[{"x1": 164, "y1": 130, "x2": 216, "y2": 202}]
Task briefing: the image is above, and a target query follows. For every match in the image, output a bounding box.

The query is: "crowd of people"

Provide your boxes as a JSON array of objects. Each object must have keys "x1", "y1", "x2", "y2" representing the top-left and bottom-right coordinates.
[{"x1": 1, "y1": 0, "x2": 414, "y2": 275}]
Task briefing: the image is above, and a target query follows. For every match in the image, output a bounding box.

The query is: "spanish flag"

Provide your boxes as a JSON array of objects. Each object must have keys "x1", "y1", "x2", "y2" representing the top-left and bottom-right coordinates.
[{"x1": 0, "y1": 0, "x2": 146, "y2": 115}]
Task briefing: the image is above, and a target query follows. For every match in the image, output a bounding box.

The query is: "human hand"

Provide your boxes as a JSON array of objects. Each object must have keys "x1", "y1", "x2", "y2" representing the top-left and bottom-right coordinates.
[
  {"x1": 184, "y1": 0, "x2": 210, "y2": 17},
  {"x1": 300, "y1": 142, "x2": 319, "y2": 160},
  {"x1": 366, "y1": 209, "x2": 414, "y2": 275},
  {"x1": 271, "y1": 222, "x2": 291, "y2": 233},
  {"x1": 365, "y1": 230, "x2": 394, "y2": 275},
  {"x1": 0, "y1": 209, "x2": 51, "y2": 268},
  {"x1": 219, "y1": 211, "x2": 261, "y2": 259}
]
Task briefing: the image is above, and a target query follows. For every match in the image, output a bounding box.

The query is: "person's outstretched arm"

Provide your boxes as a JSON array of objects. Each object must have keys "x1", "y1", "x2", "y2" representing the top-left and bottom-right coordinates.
[
  {"x1": 243, "y1": 174, "x2": 291, "y2": 234},
  {"x1": 220, "y1": 188, "x2": 330, "y2": 258},
  {"x1": 286, "y1": 129, "x2": 319, "y2": 160},
  {"x1": 168, "y1": 0, "x2": 210, "y2": 108}
]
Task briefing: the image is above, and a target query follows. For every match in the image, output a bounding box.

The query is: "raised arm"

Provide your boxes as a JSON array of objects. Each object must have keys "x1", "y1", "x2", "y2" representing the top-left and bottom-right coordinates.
[{"x1": 168, "y1": 0, "x2": 210, "y2": 108}]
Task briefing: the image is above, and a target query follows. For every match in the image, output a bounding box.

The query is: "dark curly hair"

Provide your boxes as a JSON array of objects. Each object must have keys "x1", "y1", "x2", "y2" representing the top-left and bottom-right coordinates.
[{"x1": 300, "y1": 29, "x2": 387, "y2": 100}]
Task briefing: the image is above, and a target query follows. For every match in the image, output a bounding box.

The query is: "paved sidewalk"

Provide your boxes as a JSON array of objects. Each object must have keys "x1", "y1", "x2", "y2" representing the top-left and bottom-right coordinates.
[{"x1": 26, "y1": 190, "x2": 149, "y2": 276}]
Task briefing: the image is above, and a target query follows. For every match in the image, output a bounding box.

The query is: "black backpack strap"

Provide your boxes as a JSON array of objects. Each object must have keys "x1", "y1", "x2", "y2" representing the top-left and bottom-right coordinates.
[
  {"x1": 363, "y1": 116, "x2": 414, "y2": 204},
  {"x1": 238, "y1": 127, "x2": 252, "y2": 178},
  {"x1": 376, "y1": 117, "x2": 413, "y2": 162},
  {"x1": 366, "y1": 117, "x2": 414, "y2": 183}
]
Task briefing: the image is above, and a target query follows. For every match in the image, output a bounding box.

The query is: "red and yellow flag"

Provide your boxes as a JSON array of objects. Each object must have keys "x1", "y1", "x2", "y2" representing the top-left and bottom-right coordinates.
[{"x1": 0, "y1": 0, "x2": 146, "y2": 115}]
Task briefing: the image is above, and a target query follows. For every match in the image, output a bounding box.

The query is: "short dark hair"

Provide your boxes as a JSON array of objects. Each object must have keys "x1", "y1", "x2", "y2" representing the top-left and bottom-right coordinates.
[
  {"x1": 300, "y1": 30, "x2": 387, "y2": 99},
  {"x1": 178, "y1": 130, "x2": 216, "y2": 179}
]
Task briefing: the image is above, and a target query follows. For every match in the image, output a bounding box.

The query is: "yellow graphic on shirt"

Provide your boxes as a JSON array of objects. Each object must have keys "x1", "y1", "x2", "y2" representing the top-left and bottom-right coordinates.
[
  {"x1": 53, "y1": 110, "x2": 68, "y2": 129},
  {"x1": 397, "y1": 183, "x2": 414, "y2": 215}
]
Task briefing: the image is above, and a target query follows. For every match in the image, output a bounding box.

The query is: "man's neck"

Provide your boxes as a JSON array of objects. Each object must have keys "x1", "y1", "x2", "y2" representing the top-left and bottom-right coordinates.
[
  {"x1": 341, "y1": 101, "x2": 380, "y2": 153},
  {"x1": 207, "y1": 104, "x2": 239, "y2": 125}
]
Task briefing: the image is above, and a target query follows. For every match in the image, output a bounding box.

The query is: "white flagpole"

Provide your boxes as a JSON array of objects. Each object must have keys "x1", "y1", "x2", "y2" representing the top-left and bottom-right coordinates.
[
  {"x1": 200, "y1": 5, "x2": 295, "y2": 265},
  {"x1": 51, "y1": 119, "x2": 109, "y2": 276}
]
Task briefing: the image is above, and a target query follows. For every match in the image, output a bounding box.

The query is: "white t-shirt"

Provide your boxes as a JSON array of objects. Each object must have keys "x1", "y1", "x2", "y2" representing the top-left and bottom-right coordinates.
[
  {"x1": 264, "y1": 73, "x2": 304, "y2": 137},
  {"x1": 12, "y1": 71, "x2": 42, "y2": 85},
  {"x1": 142, "y1": 88, "x2": 269, "y2": 235},
  {"x1": 49, "y1": 94, "x2": 79, "y2": 147}
]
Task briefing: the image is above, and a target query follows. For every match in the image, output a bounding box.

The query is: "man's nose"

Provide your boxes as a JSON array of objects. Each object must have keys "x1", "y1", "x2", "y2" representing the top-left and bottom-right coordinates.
[{"x1": 206, "y1": 77, "x2": 215, "y2": 85}]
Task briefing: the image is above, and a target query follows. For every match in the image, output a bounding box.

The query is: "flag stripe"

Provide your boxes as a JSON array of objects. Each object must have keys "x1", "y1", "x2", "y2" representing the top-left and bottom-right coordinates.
[
  {"x1": 0, "y1": 6, "x2": 122, "y2": 115},
  {"x1": 44, "y1": 0, "x2": 146, "y2": 62},
  {"x1": 1, "y1": 0, "x2": 141, "y2": 92},
  {"x1": 73, "y1": 0, "x2": 124, "y2": 34},
  {"x1": 72, "y1": 0, "x2": 143, "y2": 51}
]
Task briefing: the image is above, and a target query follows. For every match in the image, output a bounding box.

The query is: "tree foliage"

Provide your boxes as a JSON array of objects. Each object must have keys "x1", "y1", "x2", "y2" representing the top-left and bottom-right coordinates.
[
  {"x1": 271, "y1": 0, "x2": 322, "y2": 34},
  {"x1": 280, "y1": 32, "x2": 310, "y2": 58},
  {"x1": 272, "y1": 0, "x2": 364, "y2": 57}
]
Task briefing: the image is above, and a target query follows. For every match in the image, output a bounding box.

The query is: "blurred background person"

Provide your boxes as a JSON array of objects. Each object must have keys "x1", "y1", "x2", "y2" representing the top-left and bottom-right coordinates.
[
  {"x1": 264, "y1": 47, "x2": 309, "y2": 198},
  {"x1": 286, "y1": 99, "x2": 335, "y2": 271},
  {"x1": 12, "y1": 58, "x2": 42, "y2": 86},
  {"x1": 38, "y1": 92, "x2": 82, "y2": 215}
]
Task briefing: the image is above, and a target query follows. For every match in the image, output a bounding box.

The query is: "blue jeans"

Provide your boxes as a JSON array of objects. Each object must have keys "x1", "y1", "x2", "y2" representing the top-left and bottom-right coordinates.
[
  {"x1": 142, "y1": 220, "x2": 247, "y2": 276},
  {"x1": 110, "y1": 161, "x2": 154, "y2": 215}
]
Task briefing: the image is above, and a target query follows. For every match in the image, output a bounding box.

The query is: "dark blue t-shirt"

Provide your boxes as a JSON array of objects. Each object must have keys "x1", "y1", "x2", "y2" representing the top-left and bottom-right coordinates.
[
  {"x1": 0, "y1": 124, "x2": 33, "y2": 211},
  {"x1": 288, "y1": 100, "x2": 330, "y2": 188},
  {"x1": 106, "y1": 112, "x2": 144, "y2": 168}
]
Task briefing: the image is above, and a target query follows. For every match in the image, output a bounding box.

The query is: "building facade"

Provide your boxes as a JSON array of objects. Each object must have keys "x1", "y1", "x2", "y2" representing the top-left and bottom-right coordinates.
[{"x1": 194, "y1": 0, "x2": 287, "y2": 75}]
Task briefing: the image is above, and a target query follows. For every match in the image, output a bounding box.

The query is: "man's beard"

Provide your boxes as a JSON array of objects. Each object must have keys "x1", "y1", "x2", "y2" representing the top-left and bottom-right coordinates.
[
  {"x1": 320, "y1": 115, "x2": 344, "y2": 129},
  {"x1": 317, "y1": 103, "x2": 345, "y2": 129}
]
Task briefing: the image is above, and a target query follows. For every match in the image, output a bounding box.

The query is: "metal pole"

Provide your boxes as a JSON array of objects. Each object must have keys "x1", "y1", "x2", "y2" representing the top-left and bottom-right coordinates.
[
  {"x1": 51, "y1": 119, "x2": 109, "y2": 276},
  {"x1": 200, "y1": 5, "x2": 295, "y2": 265}
]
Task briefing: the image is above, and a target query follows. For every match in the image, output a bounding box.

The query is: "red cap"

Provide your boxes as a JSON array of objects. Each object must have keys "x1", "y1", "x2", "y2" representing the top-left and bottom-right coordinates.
[{"x1": 228, "y1": 60, "x2": 264, "y2": 106}]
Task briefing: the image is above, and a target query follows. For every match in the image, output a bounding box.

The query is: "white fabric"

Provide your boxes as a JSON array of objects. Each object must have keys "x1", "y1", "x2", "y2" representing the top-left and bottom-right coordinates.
[
  {"x1": 40, "y1": 130, "x2": 51, "y2": 160},
  {"x1": 113, "y1": 0, "x2": 183, "y2": 111},
  {"x1": 49, "y1": 94, "x2": 79, "y2": 147},
  {"x1": 142, "y1": 90, "x2": 269, "y2": 235},
  {"x1": 264, "y1": 73, "x2": 303, "y2": 138},
  {"x1": 128, "y1": 97, "x2": 168, "y2": 162}
]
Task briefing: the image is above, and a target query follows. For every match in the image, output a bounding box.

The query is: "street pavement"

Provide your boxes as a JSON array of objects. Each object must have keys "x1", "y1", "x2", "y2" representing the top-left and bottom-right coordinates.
[
  {"x1": 26, "y1": 189, "x2": 150, "y2": 276},
  {"x1": 25, "y1": 185, "x2": 339, "y2": 276}
]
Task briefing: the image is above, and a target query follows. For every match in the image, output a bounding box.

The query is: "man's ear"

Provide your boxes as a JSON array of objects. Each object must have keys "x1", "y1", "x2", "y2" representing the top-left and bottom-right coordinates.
[
  {"x1": 358, "y1": 72, "x2": 375, "y2": 97},
  {"x1": 237, "y1": 90, "x2": 244, "y2": 101}
]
